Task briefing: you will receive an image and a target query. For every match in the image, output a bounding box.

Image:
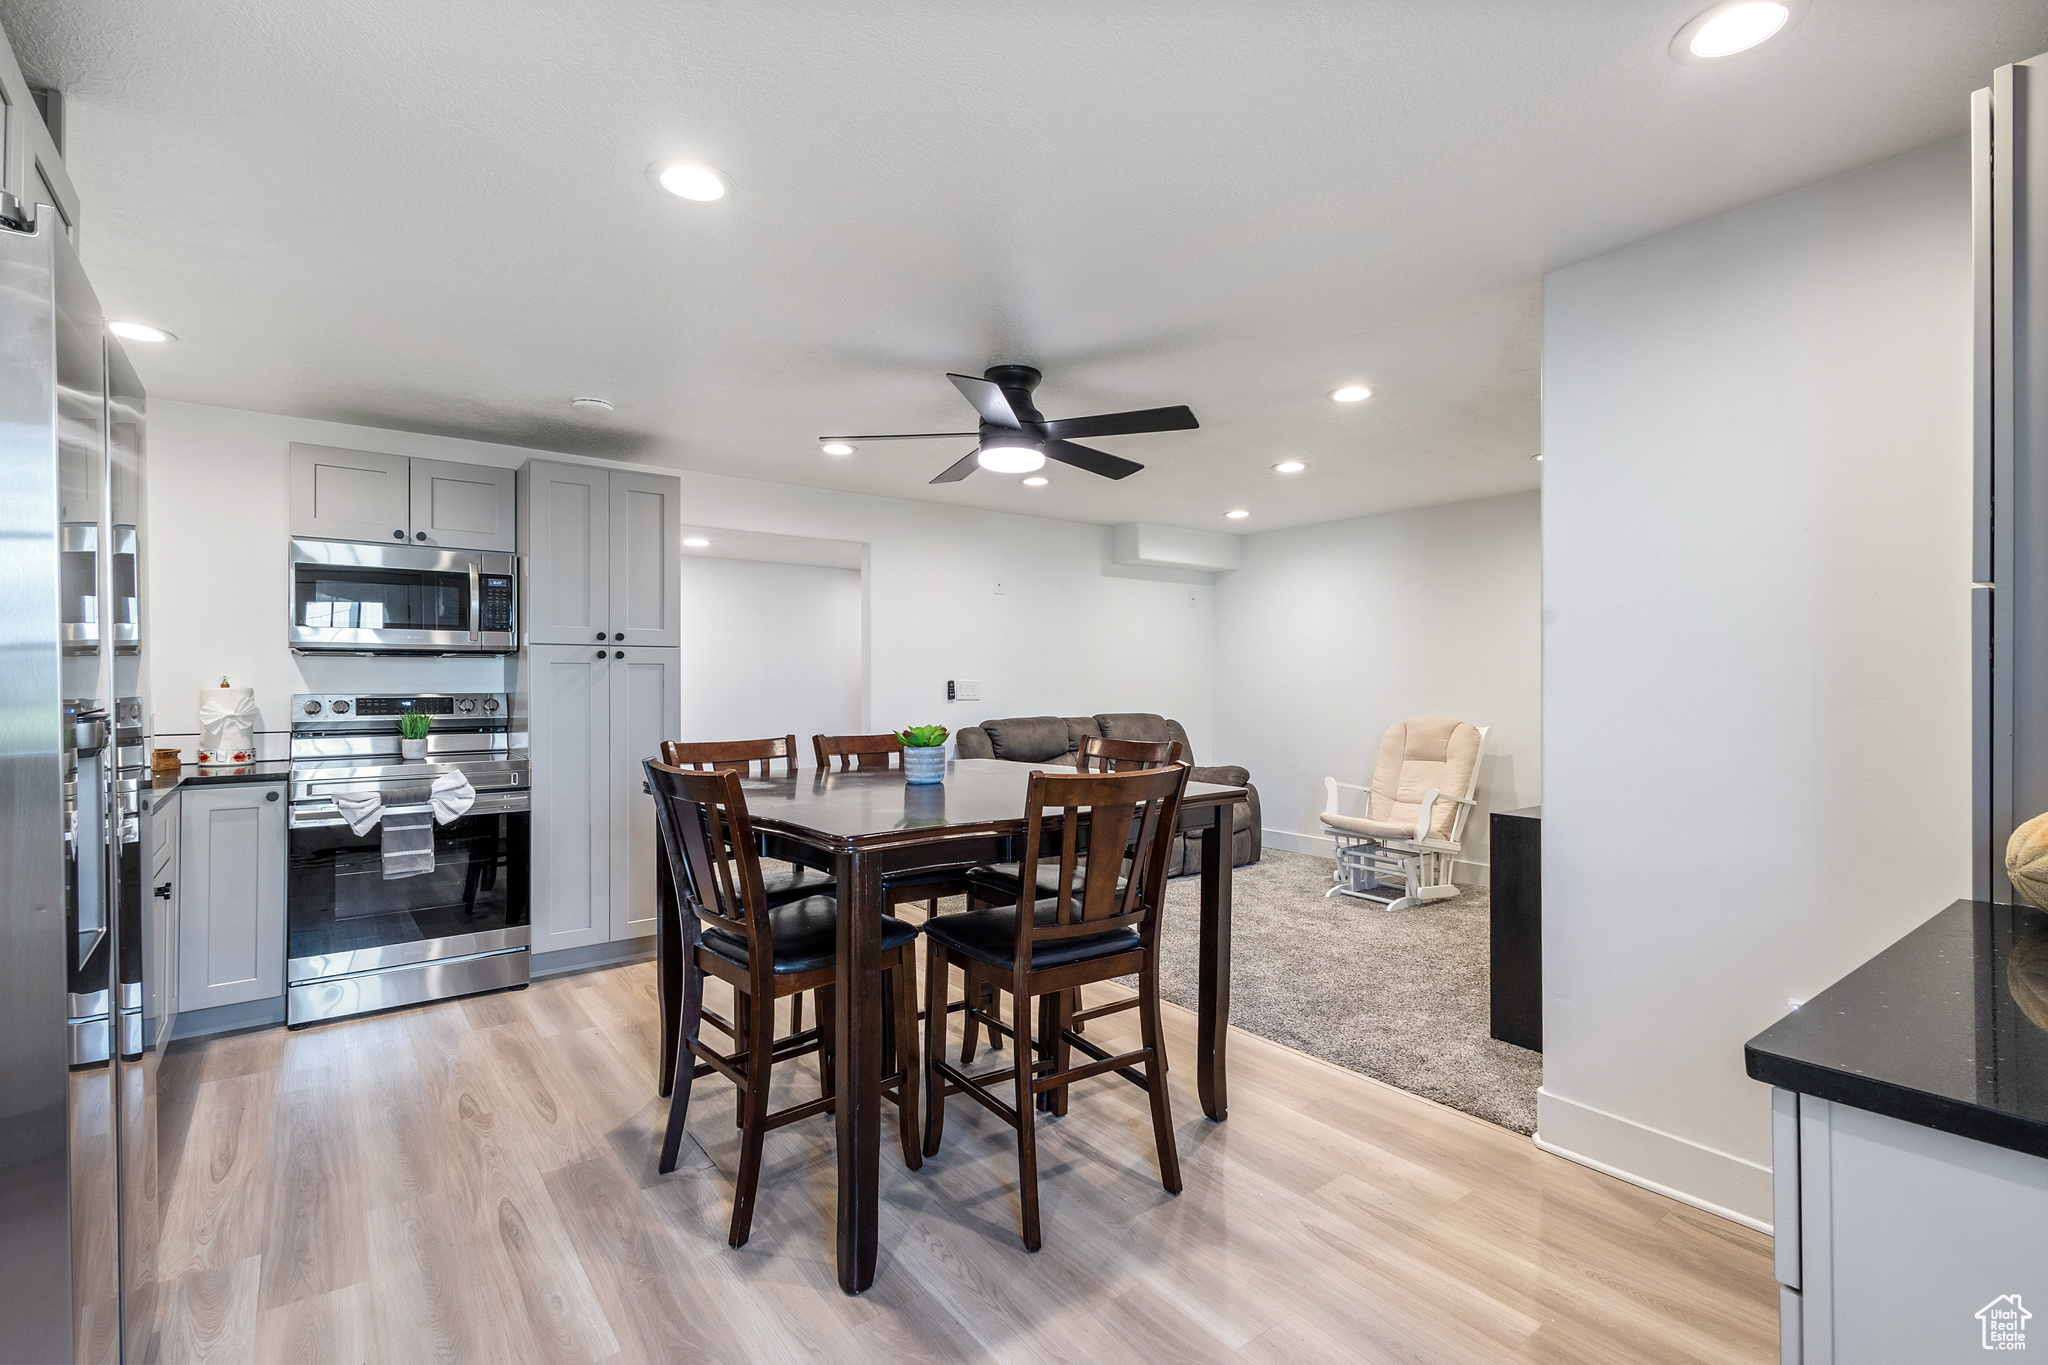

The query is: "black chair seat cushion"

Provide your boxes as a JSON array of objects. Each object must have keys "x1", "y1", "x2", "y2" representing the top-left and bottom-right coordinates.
[
  {"x1": 965, "y1": 861, "x2": 1126, "y2": 904},
  {"x1": 922, "y1": 897, "x2": 1141, "y2": 971},
  {"x1": 762, "y1": 864, "x2": 835, "y2": 909},
  {"x1": 700, "y1": 896, "x2": 919, "y2": 975}
]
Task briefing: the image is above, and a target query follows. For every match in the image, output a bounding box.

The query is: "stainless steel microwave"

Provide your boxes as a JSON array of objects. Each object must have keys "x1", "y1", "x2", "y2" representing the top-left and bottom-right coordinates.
[{"x1": 289, "y1": 538, "x2": 517, "y2": 655}]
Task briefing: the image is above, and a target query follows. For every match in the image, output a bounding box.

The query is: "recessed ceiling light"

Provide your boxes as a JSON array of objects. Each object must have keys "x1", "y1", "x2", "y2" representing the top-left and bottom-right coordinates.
[
  {"x1": 976, "y1": 444, "x2": 1046, "y2": 474},
  {"x1": 1673, "y1": 1, "x2": 1793, "y2": 61},
  {"x1": 109, "y1": 321, "x2": 173, "y2": 343},
  {"x1": 1532, "y1": 452, "x2": 1543, "y2": 462},
  {"x1": 819, "y1": 442, "x2": 855, "y2": 456},
  {"x1": 1022, "y1": 476, "x2": 1049, "y2": 487},
  {"x1": 683, "y1": 537, "x2": 710, "y2": 548},
  {"x1": 1273, "y1": 460, "x2": 1306, "y2": 474},
  {"x1": 570, "y1": 397, "x2": 613, "y2": 414},
  {"x1": 1225, "y1": 509, "x2": 1250, "y2": 520},
  {"x1": 650, "y1": 161, "x2": 730, "y2": 201},
  {"x1": 1330, "y1": 386, "x2": 1371, "y2": 403}
]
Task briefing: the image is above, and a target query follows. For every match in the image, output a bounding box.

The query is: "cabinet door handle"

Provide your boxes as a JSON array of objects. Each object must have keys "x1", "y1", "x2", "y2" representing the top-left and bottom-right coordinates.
[
  {"x1": 153, "y1": 883, "x2": 171, "y2": 899},
  {"x1": 595, "y1": 631, "x2": 606, "y2": 641},
  {"x1": 614, "y1": 632, "x2": 624, "y2": 641},
  {"x1": 595, "y1": 649, "x2": 607, "y2": 659},
  {"x1": 266, "y1": 790, "x2": 279, "y2": 802},
  {"x1": 393, "y1": 529, "x2": 405, "y2": 540},
  {"x1": 416, "y1": 531, "x2": 428, "y2": 541}
]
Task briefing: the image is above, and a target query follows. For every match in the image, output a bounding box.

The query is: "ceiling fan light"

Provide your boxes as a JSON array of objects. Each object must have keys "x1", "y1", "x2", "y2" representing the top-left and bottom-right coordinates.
[{"x1": 976, "y1": 445, "x2": 1046, "y2": 474}]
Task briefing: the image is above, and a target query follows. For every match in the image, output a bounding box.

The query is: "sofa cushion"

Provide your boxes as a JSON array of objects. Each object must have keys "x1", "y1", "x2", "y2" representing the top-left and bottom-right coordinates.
[
  {"x1": 981, "y1": 715, "x2": 1072, "y2": 762},
  {"x1": 1094, "y1": 713, "x2": 1172, "y2": 746},
  {"x1": 1064, "y1": 717, "x2": 1100, "y2": 753}
]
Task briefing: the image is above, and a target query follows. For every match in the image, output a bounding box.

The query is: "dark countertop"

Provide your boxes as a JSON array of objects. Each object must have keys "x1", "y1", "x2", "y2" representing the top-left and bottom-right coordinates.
[
  {"x1": 1746, "y1": 899, "x2": 2048, "y2": 1160},
  {"x1": 150, "y1": 759, "x2": 292, "y2": 793}
]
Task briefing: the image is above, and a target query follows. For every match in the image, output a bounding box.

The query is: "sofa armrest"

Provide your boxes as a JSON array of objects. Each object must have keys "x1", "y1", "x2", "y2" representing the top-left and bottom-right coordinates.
[
  {"x1": 954, "y1": 726, "x2": 994, "y2": 759},
  {"x1": 1189, "y1": 763, "x2": 1249, "y2": 789}
]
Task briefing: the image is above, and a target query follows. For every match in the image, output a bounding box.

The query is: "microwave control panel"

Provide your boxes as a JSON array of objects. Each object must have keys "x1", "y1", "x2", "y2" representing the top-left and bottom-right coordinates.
[{"x1": 479, "y1": 575, "x2": 514, "y2": 632}]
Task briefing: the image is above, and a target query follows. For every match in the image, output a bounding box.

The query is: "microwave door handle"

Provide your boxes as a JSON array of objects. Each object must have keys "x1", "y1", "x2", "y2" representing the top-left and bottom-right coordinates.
[{"x1": 468, "y1": 563, "x2": 481, "y2": 642}]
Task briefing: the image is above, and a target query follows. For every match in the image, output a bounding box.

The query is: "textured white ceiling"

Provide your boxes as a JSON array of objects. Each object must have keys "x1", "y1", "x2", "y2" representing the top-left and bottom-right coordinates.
[{"x1": 3, "y1": 1, "x2": 2041, "y2": 532}]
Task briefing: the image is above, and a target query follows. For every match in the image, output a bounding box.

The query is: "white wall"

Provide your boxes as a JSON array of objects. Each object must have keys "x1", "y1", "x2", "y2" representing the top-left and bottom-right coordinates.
[
  {"x1": 1213, "y1": 491, "x2": 1541, "y2": 877},
  {"x1": 675, "y1": 557, "x2": 862, "y2": 748},
  {"x1": 1539, "y1": 137, "x2": 1973, "y2": 1226},
  {"x1": 144, "y1": 402, "x2": 1216, "y2": 756}
]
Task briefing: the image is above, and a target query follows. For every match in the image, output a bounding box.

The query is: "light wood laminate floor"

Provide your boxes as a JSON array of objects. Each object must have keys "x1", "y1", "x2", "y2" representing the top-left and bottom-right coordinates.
[{"x1": 147, "y1": 960, "x2": 1777, "y2": 1364}]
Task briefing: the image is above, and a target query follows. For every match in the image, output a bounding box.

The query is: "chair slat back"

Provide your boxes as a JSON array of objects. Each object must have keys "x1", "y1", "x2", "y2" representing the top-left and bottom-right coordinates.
[
  {"x1": 1077, "y1": 734, "x2": 1184, "y2": 772},
  {"x1": 644, "y1": 760, "x2": 769, "y2": 943},
  {"x1": 813, "y1": 732, "x2": 905, "y2": 772},
  {"x1": 662, "y1": 735, "x2": 797, "y2": 779},
  {"x1": 1013, "y1": 765, "x2": 1188, "y2": 963}
]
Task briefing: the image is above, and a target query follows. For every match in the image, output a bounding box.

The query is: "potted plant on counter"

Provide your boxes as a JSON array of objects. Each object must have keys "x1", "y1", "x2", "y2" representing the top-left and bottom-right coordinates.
[
  {"x1": 898, "y1": 724, "x2": 948, "y2": 784},
  {"x1": 399, "y1": 711, "x2": 431, "y2": 760}
]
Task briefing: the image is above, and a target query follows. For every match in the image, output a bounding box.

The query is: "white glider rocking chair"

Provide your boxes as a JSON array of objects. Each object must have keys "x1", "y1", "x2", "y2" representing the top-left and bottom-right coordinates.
[{"x1": 1321, "y1": 716, "x2": 1487, "y2": 910}]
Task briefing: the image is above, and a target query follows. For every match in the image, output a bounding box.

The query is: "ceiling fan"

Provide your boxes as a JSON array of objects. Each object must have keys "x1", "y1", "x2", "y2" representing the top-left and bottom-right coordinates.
[{"x1": 821, "y1": 364, "x2": 1198, "y2": 484}]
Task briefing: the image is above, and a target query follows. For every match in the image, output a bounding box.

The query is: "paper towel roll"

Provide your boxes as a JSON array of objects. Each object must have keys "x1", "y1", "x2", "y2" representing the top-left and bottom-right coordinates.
[{"x1": 197, "y1": 686, "x2": 259, "y2": 767}]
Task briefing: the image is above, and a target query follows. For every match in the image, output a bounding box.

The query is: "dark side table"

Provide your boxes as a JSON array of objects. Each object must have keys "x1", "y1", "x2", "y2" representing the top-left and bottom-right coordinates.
[{"x1": 1489, "y1": 806, "x2": 1541, "y2": 1051}]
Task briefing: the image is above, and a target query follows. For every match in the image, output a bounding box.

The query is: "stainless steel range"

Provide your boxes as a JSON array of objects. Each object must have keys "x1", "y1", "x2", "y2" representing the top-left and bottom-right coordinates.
[{"x1": 285, "y1": 691, "x2": 530, "y2": 1026}]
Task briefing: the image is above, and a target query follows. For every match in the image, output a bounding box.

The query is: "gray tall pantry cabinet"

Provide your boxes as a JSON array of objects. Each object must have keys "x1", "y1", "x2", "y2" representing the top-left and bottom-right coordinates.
[{"x1": 519, "y1": 460, "x2": 683, "y2": 957}]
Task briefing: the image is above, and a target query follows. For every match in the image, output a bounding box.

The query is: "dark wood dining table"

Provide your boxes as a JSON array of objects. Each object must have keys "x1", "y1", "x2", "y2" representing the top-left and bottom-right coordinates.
[{"x1": 655, "y1": 756, "x2": 1246, "y2": 1295}]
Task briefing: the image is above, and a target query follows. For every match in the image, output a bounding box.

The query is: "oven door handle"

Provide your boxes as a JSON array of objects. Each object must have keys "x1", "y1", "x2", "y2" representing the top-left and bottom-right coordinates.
[{"x1": 468, "y1": 562, "x2": 481, "y2": 643}]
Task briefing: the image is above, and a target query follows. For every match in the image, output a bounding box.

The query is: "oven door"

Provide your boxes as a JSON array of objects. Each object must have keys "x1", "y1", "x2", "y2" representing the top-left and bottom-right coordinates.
[
  {"x1": 289, "y1": 537, "x2": 516, "y2": 654},
  {"x1": 286, "y1": 802, "x2": 530, "y2": 983}
]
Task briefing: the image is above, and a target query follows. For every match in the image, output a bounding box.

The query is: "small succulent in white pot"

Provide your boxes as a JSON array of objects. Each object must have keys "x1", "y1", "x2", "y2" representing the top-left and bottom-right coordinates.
[{"x1": 898, "y1": 725, "x2": 947, "y2": 784}]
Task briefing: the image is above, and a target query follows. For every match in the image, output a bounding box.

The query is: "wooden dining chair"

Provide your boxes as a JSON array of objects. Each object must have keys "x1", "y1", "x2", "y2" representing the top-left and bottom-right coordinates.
[
  {"x1": 812, "y1": 732, "x2": 971, "y2": 919},
  {"x1": 921, "y1": 762, "x2": 1189, "y2": 1251},
  {"x1": 958, "y1": 734, "x2": 1183, "y2": 1062},
  {"x1": 657, "y1": 737, "x2": 835, "y2": 1092},
  {"x1": 644, "y1": 759, "x2": 922, "y2": 1247}
]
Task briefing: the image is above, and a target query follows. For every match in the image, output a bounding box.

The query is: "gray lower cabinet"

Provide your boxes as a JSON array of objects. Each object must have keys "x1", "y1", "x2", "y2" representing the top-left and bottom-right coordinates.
[
  {"x1": 526, "y1": 644, "x2": 678, "y2": 952},
  {"x1": 176, "y1": 782, "x2": 286, "y2": 1011},
  {"x1": 1772, "y1": 1089, "x2": 2048, "y2": 1362}
]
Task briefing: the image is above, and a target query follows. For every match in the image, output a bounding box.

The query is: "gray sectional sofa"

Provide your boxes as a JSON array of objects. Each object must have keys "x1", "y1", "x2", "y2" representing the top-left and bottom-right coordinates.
[{"x1": 952, "y1": 712, "x2": 1261, "y2": 875}]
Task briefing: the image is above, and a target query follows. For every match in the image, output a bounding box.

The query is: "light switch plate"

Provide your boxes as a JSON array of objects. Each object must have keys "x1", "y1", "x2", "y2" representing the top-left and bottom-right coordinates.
[{"x1": 952, "y1": 679, "x2": 980, "y2": 701}]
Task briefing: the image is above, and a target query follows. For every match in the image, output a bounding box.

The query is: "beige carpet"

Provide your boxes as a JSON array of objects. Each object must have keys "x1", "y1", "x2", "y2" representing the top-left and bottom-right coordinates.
[{"x1": 1151, "y1": 848, "x2": 1541, "y2": 1134}]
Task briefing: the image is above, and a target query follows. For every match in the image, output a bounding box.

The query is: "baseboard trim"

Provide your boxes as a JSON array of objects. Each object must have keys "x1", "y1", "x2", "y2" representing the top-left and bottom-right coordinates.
[
  {"x1": 1261, "y1": 827, "x2": 1489, "y2": 888},
  {"x1": 531, "y1": 937, "x2": 654, "y2": 979},
  {"x1": 170, "y1": 994, "x2": 286, "y2": 1041},
  {"x1": 1535, "y1": 1086, "x2": 1772, "y2": 1232}
]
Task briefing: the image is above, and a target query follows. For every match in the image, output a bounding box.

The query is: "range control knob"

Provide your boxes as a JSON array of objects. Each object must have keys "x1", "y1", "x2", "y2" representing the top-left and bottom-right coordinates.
[
  {"x1": 302, "y1": 700, "x2": 323, "y2": 715},
  {"x1": 482, "y1": 698, "x2": 499, "y2": 714},
  {"x1": 332, "y1": 699, "x2": 351, "y2": 714},
  {"x1": 456, "y1": 698, "x2": 476, "y2": 714}
]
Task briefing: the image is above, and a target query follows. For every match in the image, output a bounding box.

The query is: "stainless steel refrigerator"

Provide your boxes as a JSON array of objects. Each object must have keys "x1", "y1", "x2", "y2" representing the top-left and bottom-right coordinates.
[{"x1": 0, "y1": 187, "x2": 161, "y2": 1364}]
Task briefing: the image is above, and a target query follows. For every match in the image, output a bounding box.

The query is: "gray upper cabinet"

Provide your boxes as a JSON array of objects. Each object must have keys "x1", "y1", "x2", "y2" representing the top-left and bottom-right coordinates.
[
  {"x1": 609, "y1": 470, "x2": 682, "y2": 647},
  {"x1": 521, "y1": 459, "x2": 679, "y2": 647},
  {"x1": 289, "y1": 443, "x2": 516, "y2": 551},
  {"x1": 409, "y1": 456, "x2": 516, "y2": 551},
  {"x1": 289, "y1": 443, "x2": 411, "y2": 544}
]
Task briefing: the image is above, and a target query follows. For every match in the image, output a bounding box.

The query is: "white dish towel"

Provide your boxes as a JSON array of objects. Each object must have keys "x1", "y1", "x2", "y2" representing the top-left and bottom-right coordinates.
[{"x1": 335, "y1": 769, "x2": 478, "y2": 836}]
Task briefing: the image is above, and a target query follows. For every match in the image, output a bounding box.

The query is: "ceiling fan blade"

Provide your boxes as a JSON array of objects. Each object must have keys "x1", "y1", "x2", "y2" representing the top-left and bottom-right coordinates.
[
  {"x1": 929, "y1": 450, "x2": 983, "y2": 484},
  {"x1": 1039, "y1": 405, "x2": 1198, "y2": 442},
  {"x1": 947, "y1": 373, "x2": 1022, "y2": 428},
  {"x1": 818, "y1": 432, "x2": 979, "y2": 442},
  {"x1": 1044, "y1": 439, "x2": 1143, "y2": 480}
]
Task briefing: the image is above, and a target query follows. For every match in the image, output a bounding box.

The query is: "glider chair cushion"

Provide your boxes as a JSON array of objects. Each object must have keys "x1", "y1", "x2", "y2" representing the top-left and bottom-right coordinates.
[{"x1": 1363, "y1": 716, "x2": 1483, "y2": 841}]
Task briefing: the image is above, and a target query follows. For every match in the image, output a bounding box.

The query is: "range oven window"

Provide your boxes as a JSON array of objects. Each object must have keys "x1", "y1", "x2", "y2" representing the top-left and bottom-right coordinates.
[
  {"x1": 287, "y1": 811, "x2": 530, "y2": 961},
  {"x1": 294, "y1": 564, "x2": 467, "y2": 632}
]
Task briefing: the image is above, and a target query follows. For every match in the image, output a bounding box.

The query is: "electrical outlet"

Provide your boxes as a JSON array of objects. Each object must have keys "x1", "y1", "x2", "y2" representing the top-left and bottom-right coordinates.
[
  {"x1": 993, "y1": 576, "x2": 1004, "y2": 596},
  {"x1": 1188, "y1": 589, "x2": 1198, "y2": 608}
]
